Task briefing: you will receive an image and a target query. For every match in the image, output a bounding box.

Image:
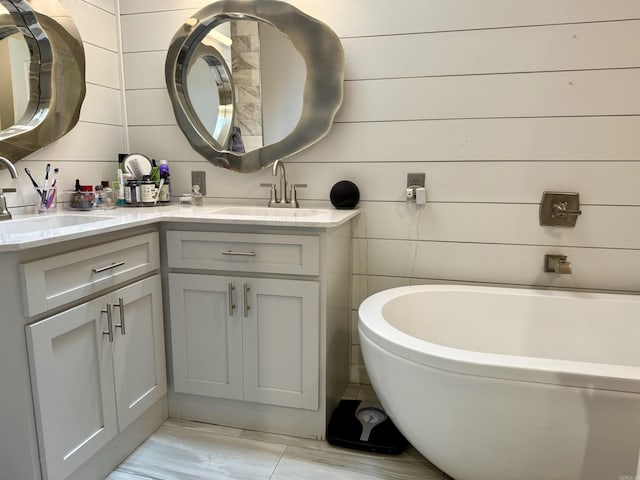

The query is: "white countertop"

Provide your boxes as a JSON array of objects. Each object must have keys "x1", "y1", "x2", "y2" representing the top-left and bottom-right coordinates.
[{"x1": 0, "y1": 204, "x2": 360, "y2": 252}]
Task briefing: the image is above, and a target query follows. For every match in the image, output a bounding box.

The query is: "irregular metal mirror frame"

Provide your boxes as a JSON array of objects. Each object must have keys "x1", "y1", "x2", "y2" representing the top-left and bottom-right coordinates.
[
  {"x1": 165, "y1": 0, "x2": 345, "y2": 173},
  {"x1": 0, "y1": 0, "x2": 85, "y2": 164}
]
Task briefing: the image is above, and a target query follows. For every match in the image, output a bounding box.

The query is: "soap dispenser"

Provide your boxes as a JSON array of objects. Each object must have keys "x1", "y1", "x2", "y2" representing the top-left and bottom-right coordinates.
[{"x1": 191, "y1": 184, "x2": 203, "y2": 206}]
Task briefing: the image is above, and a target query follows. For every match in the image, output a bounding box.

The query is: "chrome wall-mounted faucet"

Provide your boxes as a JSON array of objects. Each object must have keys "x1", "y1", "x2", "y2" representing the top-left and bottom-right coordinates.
[
  {"x1": 260, "y1": 160, "x2": 306, "y2": 208},
  {"x1": 544, "y1": 254, "x2": 572, "y2": 274}
]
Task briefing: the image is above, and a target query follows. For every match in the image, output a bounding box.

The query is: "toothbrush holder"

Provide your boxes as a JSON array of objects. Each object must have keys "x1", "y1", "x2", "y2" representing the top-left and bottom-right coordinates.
[{"x1": 37, "y1": 187, "x2": 57, "y2": 214}]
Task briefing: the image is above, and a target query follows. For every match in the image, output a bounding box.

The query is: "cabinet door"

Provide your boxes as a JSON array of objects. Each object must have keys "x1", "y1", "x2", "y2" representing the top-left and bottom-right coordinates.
[
  {"x1": 26, "y1": 298, "x2": 118, "y2": 480},
  {"x1": 242, "y1": 278, "x2": 319, "y2": 410},
  {"x1": 169, "y1": 273, "x2": 243, "y2": 399},
  {"x1": 111, "y1": 275, "x2": 167, "y2": 431}
]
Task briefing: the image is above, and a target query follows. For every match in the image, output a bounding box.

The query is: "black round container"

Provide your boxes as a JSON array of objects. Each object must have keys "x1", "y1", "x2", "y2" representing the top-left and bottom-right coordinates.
[{"x1": 330, "y1": 180, "x2": 359, "y2": 209}]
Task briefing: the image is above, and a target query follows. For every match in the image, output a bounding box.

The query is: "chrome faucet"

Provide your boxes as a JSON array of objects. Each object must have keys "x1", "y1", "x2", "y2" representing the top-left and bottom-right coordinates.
[
  {"x1": 261, "y1": 160, "x2": 306, "y2": 208},
  {"x1": 0, "y1": 156, "x2": 18, "y2": 220},
  {"x1": 273, "y1": 159, "x2": 288, "y2": 204},
  {"x1": 0, "y1": 156, "x2": 18, "y2": 179},
  {"x1": 544, "y1": 254, "x2": 572, "y2": 274}
]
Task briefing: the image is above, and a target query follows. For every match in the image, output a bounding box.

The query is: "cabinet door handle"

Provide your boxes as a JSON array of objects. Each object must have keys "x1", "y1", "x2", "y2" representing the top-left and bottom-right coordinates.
[
  {"x1": 228, "y1": 282, "x2": 236, "y2": 316},
  {"x1": 113, "y1": 297, "x2": 126, "y2": 335},
  {"x1": 102, "y1": 303, "x2": 114, "y2": 342},
  {"x1": 93, "y1": 261, "x2": 125, "y2": 274},
  {"x1": 221, "y1": 250, "x2": 256, "y2": 257},
  {"x1": 243, "y1": 283, "x2": 251, "y2": 318}
]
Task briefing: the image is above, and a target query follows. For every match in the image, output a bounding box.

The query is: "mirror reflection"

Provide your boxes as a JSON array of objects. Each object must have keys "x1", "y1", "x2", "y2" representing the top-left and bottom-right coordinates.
[
  {"x1": 185, "y1": 19, "x2": 305, "y2": 154},
  {"x1": 0, "y1": 5, "x2": 33, "y2": 132},
  {"x1": 166, "y1": 0, "x2": 344, "y2": 173}
]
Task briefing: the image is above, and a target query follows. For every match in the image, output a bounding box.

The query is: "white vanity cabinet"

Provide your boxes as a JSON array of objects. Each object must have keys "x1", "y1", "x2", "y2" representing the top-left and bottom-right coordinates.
[
  {"x1": 26, "y1": 275, "x2": 166, "y2": 480},
  {"x1": 164, "y1": 225, "x2": 353, "y2": 439},
  {"x1": 0, "y1": 209, "x2": 355, "y2": 479}
]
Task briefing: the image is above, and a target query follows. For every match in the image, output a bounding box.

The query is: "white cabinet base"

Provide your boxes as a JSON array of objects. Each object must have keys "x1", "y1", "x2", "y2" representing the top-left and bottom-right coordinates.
[
  {"x1": 169, "y1": 391, "x2": 327, "y2": 439},
  {"x1": 67, "y1": 397, "x2": 167, "y2": 480}
]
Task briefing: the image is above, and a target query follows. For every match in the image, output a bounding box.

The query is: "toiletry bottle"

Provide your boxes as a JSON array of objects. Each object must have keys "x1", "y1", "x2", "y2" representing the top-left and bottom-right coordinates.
[
  {"x1": 124, "y1": 174, "x2": 138, "y2": 206},
  {"x1": 158, "y1": 160, "x2": 171, "y2": 203},
  {"x1": 79, "y1": 185, "x2": 94, "y2": 209},
  {"x1": 141, "y1": 175, "x2": 155, "y2": 206},
  {"x1": 117, "y1": 154, "x2": 127, "y2": 205},
  {"x1": 99, "y1": 181, "x2": 114, "y2": 208},
  {"x1": 116, "y1": 169, "x2": 126, "y2": 205},
  {"x1": 150, "y1": 160, "x2": 159, "y2": 185},
  {"x1": 192, "y1": 184, "x2": 203, "y2": 206}
]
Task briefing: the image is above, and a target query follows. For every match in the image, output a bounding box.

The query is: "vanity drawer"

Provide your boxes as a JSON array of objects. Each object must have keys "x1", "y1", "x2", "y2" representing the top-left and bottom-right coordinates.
[
  {"x1": 21, "y1": 232, "x2": 159, "y2": 317},
  {"x1": 167, "y1": 231, "x2": 319, "y2": 275}
]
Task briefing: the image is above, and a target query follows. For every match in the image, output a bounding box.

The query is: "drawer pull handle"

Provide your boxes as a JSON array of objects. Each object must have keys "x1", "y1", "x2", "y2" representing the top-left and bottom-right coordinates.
[
  {"x1": 102, "y1": 303, "x2": 114, "y2": 343},
  {"x1": 93, "y1": 261, "x2": 125, "y2": 274},
  {"x1": 113, "y1": 297, "x2": 126, "y2": 335},
  {"x1": 243, "y1": 283, "x2": 251, "y2": 318},
  {"x1": 228, "y1": 282, "x2": 236, "y2": 316},
  {"x1": 221, "y1": 251, "x2": 256, "y2": 257}
]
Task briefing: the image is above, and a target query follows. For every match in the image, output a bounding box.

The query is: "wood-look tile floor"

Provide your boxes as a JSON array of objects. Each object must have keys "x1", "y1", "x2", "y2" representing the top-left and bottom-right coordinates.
[{"x1": 106, "y1": 385, "x2": 452, "y2": 480}]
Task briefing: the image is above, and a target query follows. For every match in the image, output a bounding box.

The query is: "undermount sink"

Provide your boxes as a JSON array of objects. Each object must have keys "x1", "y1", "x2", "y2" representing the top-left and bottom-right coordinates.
[
  {"x1": 212, "y1": 206, "x2": 326, "y2": 217},
  {"x1": 0, "y1": 214, "x2": 115, "y2": 236}
]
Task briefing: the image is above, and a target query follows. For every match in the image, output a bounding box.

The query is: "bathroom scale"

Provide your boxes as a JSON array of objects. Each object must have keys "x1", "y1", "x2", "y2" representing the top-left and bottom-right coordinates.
[{"x1": 327, "y1": 399, "x2": 408, "y2": 454}]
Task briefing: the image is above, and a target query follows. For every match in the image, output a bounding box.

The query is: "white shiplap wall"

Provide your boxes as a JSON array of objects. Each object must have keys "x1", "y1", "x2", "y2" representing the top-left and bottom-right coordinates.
[
  {"x1": 119, "y1": 0, "x2": 640, "y2": 383},
  {"x1": 0, "y1": 0, "x2": 125, "y2": 213}
]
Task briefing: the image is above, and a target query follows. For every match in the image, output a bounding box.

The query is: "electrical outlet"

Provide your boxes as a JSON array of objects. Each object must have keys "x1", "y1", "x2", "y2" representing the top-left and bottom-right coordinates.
[
  {"x1": 407, "y1": 173, "x2": 425, "y2": 188},
  {"x1": 191, "y1": 171, "x2": 206, "y2": 195}
]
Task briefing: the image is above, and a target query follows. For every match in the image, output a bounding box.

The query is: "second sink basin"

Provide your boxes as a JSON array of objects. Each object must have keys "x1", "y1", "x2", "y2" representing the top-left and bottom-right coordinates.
[{"x1": 213, "y1": 207, "x2": 326, "y2": 218}]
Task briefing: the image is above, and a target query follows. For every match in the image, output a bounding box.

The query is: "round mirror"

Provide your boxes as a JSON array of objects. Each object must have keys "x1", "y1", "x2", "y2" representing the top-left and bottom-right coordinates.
[
  {"x1": 166, "y1": 0, "x2": 344, "y2": 173},
  {"x1": 0, "y1": 0, "x2": 85, "y2": 166}
]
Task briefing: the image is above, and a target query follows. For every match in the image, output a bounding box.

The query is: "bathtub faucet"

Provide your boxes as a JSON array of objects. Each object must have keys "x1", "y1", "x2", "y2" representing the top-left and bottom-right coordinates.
[{"x1": 544, "y1": 254, "x2": 572, "y2": 274}]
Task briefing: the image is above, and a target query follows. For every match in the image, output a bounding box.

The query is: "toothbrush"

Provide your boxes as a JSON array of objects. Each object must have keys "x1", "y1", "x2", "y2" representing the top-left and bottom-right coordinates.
[
  {"x1": 40, "y1": 163, "x2": 51, "y2": 206},
  {"x1": 43, "y1": 163, "x2": 51, "y2": 190},
  {"x1": 24, "y1": 167, "x2": 42, "y2": 194},
  {"x1": 46, "y1": 178, "x2": 58, "y2": 208},
  {"x1": 50, "y1": 167, "x2": 59, "y2": 193},
  {"x1": 154, "y1": 177, "x2": 165, "y2": 205},
  {"x1": 46, "y1": 168, "x2": 59, "y2": 208}
]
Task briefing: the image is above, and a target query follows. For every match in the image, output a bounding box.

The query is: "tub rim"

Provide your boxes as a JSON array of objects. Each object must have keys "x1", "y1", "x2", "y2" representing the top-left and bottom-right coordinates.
[{"x1": 358, "y1": 284, "x2": 640, "y2": 394}]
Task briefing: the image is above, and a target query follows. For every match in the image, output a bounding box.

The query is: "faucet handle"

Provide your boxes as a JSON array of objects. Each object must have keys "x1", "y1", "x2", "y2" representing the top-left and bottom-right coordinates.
[
  {"x1": 0, "y1": 188, "x2": 14, "y2": 220},
  {"x1": 552, "y1": 201, "x2": 582, "y2": 218},
  {"x1": 260, "y1": 183, "x2": 277, "y2": 206},
  {"x1": 289, "y1": 184, "x2": 307, "y2": 208}
]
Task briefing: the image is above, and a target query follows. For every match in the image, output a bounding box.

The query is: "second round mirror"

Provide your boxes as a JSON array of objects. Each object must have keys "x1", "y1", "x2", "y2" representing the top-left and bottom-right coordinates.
[{"x1": 166, "y1": 0, "x2": 344, "y2": 173}]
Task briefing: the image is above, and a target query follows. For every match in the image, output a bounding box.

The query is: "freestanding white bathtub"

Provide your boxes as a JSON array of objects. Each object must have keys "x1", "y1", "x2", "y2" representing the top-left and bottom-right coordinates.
[{"x1": 358, "y1": 285, "x2": 640, "y2": 480}]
